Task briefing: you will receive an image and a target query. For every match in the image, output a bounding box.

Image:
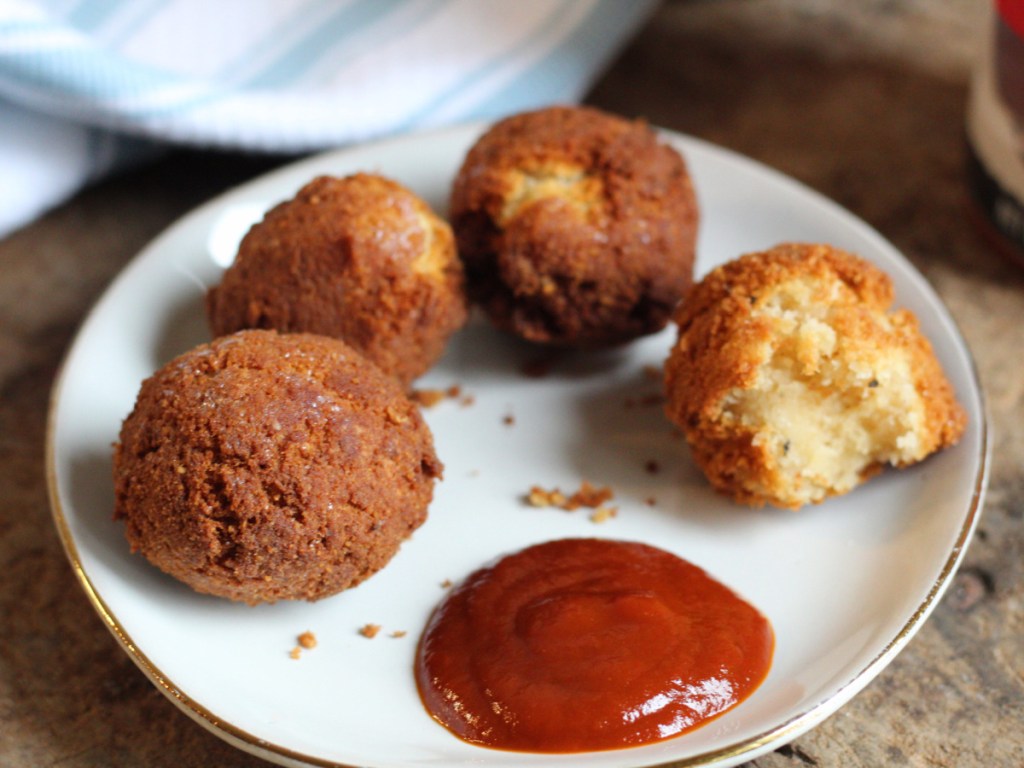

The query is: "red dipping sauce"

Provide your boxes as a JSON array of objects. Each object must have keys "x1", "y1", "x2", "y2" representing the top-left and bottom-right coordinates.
[{"x1": 415, "y1": 538, "x2": 774, "y2": 753}]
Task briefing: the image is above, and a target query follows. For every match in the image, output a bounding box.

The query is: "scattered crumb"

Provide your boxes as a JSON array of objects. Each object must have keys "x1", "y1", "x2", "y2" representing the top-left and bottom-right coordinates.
[
  {"x1": 566, "y1": 481, "x2": 614, "y2": 510},
  {"x1": 527, "y1": 485, "x2": 568, "y2": 508},
  {"x1": 289, "y1": 630, "x2": 318, "y2": 659},
  {"x1": 502, "y1": 413, "x2": 515, "y2": 426},
  {"x1": 359, "y1": 623, "x2": 382, "y2": 639},
  {"x1": 526, "y1": 481, "x2": 614, "y2": 512},
  {"x1": 645, "y1": 459, "x2": 660, "y2": 474},
  {"x1": 410, "y1": 388, "x2": 446, "y2": 407},
  {"x1": 390, "y1": 630, "x2": 408, "y2": 639},
  {"x1": 410, "y1": 385, "x2": 468, "y2": 408},
  {"x1": 590, "y1": 505, "x2": 618, "y2": 524},
  {"x1": 440, "y1": 579, "x2": 453, "y2": 589},
  {"x1": 645, "y1": 496, "x2": 657, "y2": 506}
]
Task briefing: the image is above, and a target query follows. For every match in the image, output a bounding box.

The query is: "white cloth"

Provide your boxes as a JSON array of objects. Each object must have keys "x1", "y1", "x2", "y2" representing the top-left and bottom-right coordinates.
[{"x1": 0, "y1": 0, "x2": 657, "y2": 238}]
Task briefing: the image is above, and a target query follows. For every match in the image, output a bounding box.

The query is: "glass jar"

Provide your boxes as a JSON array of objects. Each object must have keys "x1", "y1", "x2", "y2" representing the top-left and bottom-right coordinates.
[{"x1": 966, "y1": 1, "x2": 1024, "y2": 266}]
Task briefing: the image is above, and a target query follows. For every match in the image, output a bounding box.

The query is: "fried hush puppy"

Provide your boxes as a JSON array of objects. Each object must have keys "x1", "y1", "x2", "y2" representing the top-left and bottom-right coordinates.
[
  {"x1": 450, "y1": 105, "x2": 698, "y2": 346},
  {"x1": 207, "y1": 173, "x2": 467, "y2": 386},
  {"x1": 664, "y1": 243, "x2": 967, "y2": 509},
  {"x1": 113, "y1": 329, "x2": 443, "y2": 604}
]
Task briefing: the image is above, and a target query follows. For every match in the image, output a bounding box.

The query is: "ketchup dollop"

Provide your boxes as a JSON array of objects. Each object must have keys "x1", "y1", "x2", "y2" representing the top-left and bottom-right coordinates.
[{"x1": 415, "y1": 538, "x2": 774, "y2": 753}]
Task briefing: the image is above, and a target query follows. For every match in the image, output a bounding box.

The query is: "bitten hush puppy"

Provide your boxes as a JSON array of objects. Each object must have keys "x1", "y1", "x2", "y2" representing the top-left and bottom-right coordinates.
[
  {"x1": 113, "y1": 329, "x2": 443, "y2": 604},
  {"x1": 207, "y1": 173, "x2": 467, "y2": 386},
  {"x1": 664, "y1": 243, "x2": 966, "y2": 509},
  {"x1": 450, "y1": 106, "x2": 698, "y2": 346}
]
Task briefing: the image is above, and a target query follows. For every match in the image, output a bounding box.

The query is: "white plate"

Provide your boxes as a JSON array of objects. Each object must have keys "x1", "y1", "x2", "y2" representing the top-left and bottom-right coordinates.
[{"x1": 47, "y1": 123, "x2": 988, "y2": 768}]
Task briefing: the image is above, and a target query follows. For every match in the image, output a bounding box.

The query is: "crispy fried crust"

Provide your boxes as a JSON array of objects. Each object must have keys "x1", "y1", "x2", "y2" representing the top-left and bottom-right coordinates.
[
  {"x1": 207, "y1": 173, "x2": 467, "y2": 385},
  {"x1": 664, "y1": 243, "x2": 967, "y2": 509},
  {"x1": 113, "y1": 330, "x2": 443, "y2": 604},
  {"x1": 450, "y1": 106, "x2": 698, "y2": 345}
]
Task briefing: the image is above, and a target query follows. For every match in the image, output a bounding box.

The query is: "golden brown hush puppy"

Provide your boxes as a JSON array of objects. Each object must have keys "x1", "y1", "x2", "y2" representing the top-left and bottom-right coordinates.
[
  {"x1": 664, "y1": 243, "x2": 967, "y2": 509},
  {"x1": 450, "y1": 106, "x2": 698, "y2": 346},
  {"x1": 113, "y1": 329, "x2": 443, "y2": 604},
  {"x1": 206, "y1": 173, "x2": 467, "y2": 386}
]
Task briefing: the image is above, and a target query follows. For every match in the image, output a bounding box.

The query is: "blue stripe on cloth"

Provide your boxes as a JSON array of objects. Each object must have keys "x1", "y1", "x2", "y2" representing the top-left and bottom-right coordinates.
[
  {"x1": 67, "y1": 0, "x2": 167, "y2": 47},
  {"x1": 281, "y1": 0, "x2": 449, "y2": 88},
  {"x1": 392, "y1": 0, "x2": 584, "y2": 132},
  {"x1": 0, "y1": 43, "x2": 217, "y2": 116},
  {"x1": 0, "y1": 19, "x2": 60, "y2": 36},
  {"x1": 464, "y1": 0, "x2": 655, "y2": 119},
  {"x1": 205, "y1": 1, "x2": 346, "y2": 85},
  {"x1": 42, "y1": 0, "x2": 87, "y2": 16},
  {"x1": 242, "y1": 0, "x2": 440, "y2": 89},
  {"x1": 65, "y1": 0, "x2": 130, "y2": 32}
]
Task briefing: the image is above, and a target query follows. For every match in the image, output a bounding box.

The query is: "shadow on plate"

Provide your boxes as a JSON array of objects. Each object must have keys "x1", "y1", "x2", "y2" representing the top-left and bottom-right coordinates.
[
  {"x1": 431, "y1": 311, "x2": 642, "y2": 384},
  {"x1": 567, "y1": 363, "x2": 789, "y2": 532},
  {"x1": 153, "y1": 288, "x2": 212, "y2": 370},
  {"x1": 64, "y1": 448, "x2": 152, "y2": 583}
]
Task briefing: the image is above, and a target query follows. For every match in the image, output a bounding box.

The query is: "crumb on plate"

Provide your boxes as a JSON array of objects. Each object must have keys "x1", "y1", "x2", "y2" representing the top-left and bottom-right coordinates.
[
  {"x1": 525, "y1": 481, "x2": 614, "y2": 511},
  {"x1": 589, "y1": 505, "x2": 618, "y2": 524},
  {"x1": 359, "y1": 623, "x2": 382, "y2": 639}
]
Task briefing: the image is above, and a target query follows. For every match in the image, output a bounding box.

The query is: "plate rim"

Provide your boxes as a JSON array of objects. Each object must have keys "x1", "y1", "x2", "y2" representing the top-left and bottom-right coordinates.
[{"x1": 45, "y1": 120, "x2": 991, "y2": 768}]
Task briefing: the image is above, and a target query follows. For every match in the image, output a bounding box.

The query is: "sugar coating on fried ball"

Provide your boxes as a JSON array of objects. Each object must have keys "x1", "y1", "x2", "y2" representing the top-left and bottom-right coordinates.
[
  {"x1": 206, "y1": 173, "x2": 468, "y2": 386},
  {"x1": 664, "y1": 243, "x2": 967, "y2": 509},
  {"x1": 113, "y1": 329, "x2": 443, "y2": 604},
  {"x1": 449, "y1": 105, "x2": 698, "y2": 346}
]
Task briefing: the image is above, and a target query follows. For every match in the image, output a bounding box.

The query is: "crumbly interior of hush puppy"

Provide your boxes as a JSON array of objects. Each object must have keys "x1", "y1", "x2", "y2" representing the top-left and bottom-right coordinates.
[
  {"x1": 498, "y1": 163, "x2": 604, "y2": 224},
  {"x1": 666, "y1": 242, "x2": 967, "y2": 509},
  {"x1": 411, "y1": 208, "x2": 451, "y2": 276},
  {"x1": 718, "y1": 277, "x2": 938, "y2": 507}
]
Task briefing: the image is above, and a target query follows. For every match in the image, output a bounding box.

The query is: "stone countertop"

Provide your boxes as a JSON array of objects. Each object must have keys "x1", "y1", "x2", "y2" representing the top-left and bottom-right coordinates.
[{"x1": 1, "y1": 1, "x2": 1021, "y2": 766}]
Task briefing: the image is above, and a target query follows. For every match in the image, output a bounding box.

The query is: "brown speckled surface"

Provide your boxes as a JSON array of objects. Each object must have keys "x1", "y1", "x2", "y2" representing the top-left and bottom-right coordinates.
[{"x1": 2, "y1": 1, "x2": 1022, "y2": 766}]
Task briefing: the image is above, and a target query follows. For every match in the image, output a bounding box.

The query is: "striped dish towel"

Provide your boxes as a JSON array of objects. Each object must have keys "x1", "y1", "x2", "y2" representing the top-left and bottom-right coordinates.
[{"x1": 0, "y1": 0, "x2": 658, "y2": 238}]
